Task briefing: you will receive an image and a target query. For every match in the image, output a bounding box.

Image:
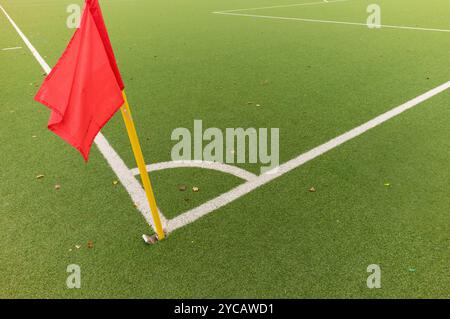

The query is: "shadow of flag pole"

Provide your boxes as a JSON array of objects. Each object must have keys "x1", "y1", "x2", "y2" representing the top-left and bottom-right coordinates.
[{"x1": 120, "y1": 91, "x2": 165, "y2": 241}]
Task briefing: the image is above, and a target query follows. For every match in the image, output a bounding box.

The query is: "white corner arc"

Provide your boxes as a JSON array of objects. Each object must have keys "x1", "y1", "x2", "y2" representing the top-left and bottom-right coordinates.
[{"x1": 130, "y1": 161, "x2": 258, "y2": 182}]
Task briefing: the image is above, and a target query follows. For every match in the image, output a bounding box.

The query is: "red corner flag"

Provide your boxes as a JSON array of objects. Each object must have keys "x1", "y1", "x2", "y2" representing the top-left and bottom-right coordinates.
[{"x1": 35, "y1": 0, "x2": 124, "y2": 161}]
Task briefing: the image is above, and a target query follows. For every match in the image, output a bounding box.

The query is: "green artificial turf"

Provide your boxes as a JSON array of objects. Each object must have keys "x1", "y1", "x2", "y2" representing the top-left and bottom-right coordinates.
[{"x1": 0, "y1": 0, "x2": 449, "y2": 298}]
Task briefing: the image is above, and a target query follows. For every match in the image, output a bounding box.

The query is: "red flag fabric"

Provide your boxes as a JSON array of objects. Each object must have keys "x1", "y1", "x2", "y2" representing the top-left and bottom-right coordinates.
[
  {"x1": 35, "y1": 0, "x2": 124, "y2": 161},
  {"x1": 87, "y1": 0, "x2": 124, "y2": 90}
]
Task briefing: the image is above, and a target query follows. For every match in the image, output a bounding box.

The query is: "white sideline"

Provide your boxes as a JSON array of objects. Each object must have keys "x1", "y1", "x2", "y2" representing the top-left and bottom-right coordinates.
[
  {"x1": 130, "y1": 160, "x2": 258, "y2": 182},
  {"x1": 214, "y1": 0, "x2": 348, "y2": 13},
  {"x1": 213, "y1": 0, "x2": 450, "y2": 34},
  {"x1": 213, "y1": 12, "x2": 450, "y2": 33},
  {"x1": 166, "y1": 81, "x2": 450, "y2": 233},
  {"x1": 0, "y1": 4, "x2": 166, "y2": 231},
  {"x1": 0, "y1": 4, "x2": 51, "y2": 73},
  {"x1": 94, "y1": 135, "x2": 168, "y2": 228}
]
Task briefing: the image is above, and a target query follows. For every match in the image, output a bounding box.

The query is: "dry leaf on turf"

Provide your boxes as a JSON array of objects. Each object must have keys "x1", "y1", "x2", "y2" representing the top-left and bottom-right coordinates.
[
  {"x1": 36, "y1": 175, "x2": 44, "y2": 179},
  {"x1": 192, "y1": 187, "x2": 199, "y2": 192},
  {"x1": 87, "y1": 241, "x2": 94, "y2": 249},
  {"x1": 309, "y1": 187, "x2": 316, "y2": 193},
  {"x1": 178, "y1": 184, "x2": 187, "y2": 191},
  {"x1": 112, "y1": 180, "x2": 119, "y2": 185},
  {"x1": 54, "y1": 184, "x2": 61, "y2": 190}
]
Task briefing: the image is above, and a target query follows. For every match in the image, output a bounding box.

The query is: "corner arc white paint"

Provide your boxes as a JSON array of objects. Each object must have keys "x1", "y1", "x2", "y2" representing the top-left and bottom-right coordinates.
[{"x1": 130, "y1": 160, "x2": 258, "y2": 182}]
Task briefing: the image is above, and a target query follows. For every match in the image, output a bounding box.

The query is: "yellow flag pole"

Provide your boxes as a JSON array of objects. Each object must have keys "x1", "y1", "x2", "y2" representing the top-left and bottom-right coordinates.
[{"x1": 120, "y1": 91, "x2": 165, "y2": 240}]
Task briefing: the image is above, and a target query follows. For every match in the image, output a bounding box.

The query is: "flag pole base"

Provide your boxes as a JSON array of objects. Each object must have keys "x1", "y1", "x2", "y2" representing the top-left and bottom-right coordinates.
[{"x1": 142, "y1": 234, "x2": 159, "y2": 245}]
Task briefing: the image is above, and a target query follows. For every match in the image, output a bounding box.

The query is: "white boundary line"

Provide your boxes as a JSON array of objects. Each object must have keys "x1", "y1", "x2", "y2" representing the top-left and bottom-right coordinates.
[
  {"x1": 0, "y1": 3, "x2": 167, "y2": 231},
  {"x1": 94, "y1": 134, "x2": 168, "y2": 228},
  {"x1": 2, "y1": 46, "x2": 22, "y2": 50},
  {"x1": 165, "y1": 81, "x2": 450, "y2": 233},
  {"x1": 214, "y1": 12, "x2": 450, "y2": 33},
  {"x1": 130, "y1": 160, "x2": 257, "y2": 182},
  {"x1": 213, "y1": 1, "x2": 450, "y2": 33},
  {"x1": 214, "y1": 0, "x2": 348, "y2": 13},
  {"x1": 0, "y1": 4, "x2": 51, "y2": 73}
]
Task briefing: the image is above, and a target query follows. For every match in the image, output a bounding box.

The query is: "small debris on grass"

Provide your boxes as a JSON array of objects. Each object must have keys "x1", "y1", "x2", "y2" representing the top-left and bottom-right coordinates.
[
  {"x1": 384, "y1": 182, "x2": 391, "y2": 187},
  {"x1": 309, "y1": 187, "x2": 316, "y2": 193},
  {"x1": 133, "y1": 203, "x2": 138, "y2": 208},
  {"x1": 75, "y1": 245, "x2": 81, "y2": 249},
  {"x1": 247, "y1": 102, "x2": 253, "y2": 105},
  {"x1": 36, "y1": 174, "x2": 45, "y2": 179},
  {"x1": 112, "y1": 180, "x2": 119, "y2": 186},
  {"x1": 178, "y1": 184, "x2": 187, "y2": 191},
  {"x1": 192, "y1": 186, "x2": 199, "y2": 192},
  {"x1": 256, "y1": 104, "x2": 261, "y2": 107},
  {"x1": 408, "y1": 267, "x2": 416, "y2": 273},
  {"x1": 142, "y1": 234, "x2": 158, "y2": 244},
  {"x1": 87, "y1": 240, "x2": 94, "y2": 249},
  {"x1": 54, "y1": 184, "x2": 61, "y2": 190},
  {"x1": 32, "y1": 135, "x2": 37, "y2": 138}
]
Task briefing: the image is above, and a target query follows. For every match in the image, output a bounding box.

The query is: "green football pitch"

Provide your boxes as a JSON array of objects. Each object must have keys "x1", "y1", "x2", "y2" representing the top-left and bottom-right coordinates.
[{"x1": 1, "y1": 0, "x2": 450, "y2": 298}]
